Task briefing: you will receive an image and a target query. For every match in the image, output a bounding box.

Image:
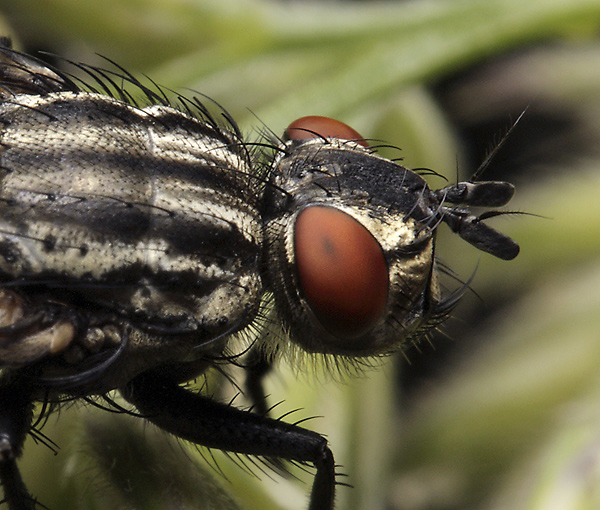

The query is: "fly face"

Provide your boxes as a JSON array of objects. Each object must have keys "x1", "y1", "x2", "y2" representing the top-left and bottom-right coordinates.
[
  {"x1": 0, "y1": 45, "x2": 520, "y2": 510},
  {"x1": 265, "y1": 138, "x2": 439, "y2": 356},
  {"x1": 263, "y1": 117, "x2": 518, "y2": 357}
]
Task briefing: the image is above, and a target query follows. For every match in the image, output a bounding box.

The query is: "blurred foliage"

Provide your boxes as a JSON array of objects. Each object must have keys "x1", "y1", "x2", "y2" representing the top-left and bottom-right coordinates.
[{"x1": 1, "y1": 1, "x2": 600, "y2": 510}]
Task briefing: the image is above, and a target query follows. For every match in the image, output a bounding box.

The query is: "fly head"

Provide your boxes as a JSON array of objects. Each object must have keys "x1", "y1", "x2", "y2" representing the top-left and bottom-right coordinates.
[{"x1": 262, "y1": 116, "x2": 519, "y2": 358}]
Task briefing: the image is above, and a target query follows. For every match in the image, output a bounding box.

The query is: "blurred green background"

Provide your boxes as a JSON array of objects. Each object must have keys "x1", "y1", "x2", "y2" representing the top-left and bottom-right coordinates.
[{"x1": 1, "y1": 1, "x2": 600, "y2": 509}]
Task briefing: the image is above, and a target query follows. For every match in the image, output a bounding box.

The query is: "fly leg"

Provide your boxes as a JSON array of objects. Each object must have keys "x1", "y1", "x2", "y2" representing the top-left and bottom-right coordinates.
[
  {"x1": 122, "y1": 371, "x2": 336, "y2": 510},
  {"x1": 244, "y1": 348, "x2": 273, "y2": 417},
  {"x1": 0, "y1": 375, "x2": 36, "y2": 510}
]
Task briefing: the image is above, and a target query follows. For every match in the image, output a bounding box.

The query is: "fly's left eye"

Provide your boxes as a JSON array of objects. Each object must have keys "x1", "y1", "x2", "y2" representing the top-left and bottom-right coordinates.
[
  {"x1": 293, "y1": 206, "x2": 388, "y2": 338},
  {"x1": 284, "y1": 116, "x2": 368, "y2": 147}
]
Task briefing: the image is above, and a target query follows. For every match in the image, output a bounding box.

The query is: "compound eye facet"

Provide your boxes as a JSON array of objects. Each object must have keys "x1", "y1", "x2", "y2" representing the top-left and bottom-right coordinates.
[
  {"x1": 284, "y1": 116, "x2": 368, "y2": 147},
  {"x1": 294, "y1": 206, "x2": 388, "y2": 338}
]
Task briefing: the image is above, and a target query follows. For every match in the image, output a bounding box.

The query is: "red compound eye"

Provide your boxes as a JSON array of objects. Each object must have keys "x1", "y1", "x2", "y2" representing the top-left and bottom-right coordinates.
[
  {"x1": 294, "y1": 206, "x2": 388, "y2": 338},
  {"x1": 285, "y1": 116, "x2": 368, "y2": 147}
]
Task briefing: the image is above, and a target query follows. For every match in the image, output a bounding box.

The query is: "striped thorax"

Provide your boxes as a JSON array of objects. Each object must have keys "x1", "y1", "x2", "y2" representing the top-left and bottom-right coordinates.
[{"x1": 0, "y1": 89, "x2": 263, "y2": 385}]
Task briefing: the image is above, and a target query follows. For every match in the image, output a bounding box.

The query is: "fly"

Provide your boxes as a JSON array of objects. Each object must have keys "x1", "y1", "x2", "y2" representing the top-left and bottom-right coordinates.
[{"x1": 0, "y1": 40, "x2": 519, "y2": 510}]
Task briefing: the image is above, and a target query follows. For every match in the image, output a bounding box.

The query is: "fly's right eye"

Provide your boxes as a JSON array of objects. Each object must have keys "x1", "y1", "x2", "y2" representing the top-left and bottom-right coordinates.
[
  {"x1": 284, "y1": 116, "x2": 368, "y2": 147},
  {"x1": 293, "y1": 205, "x2": 389, "y2": 339}
]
